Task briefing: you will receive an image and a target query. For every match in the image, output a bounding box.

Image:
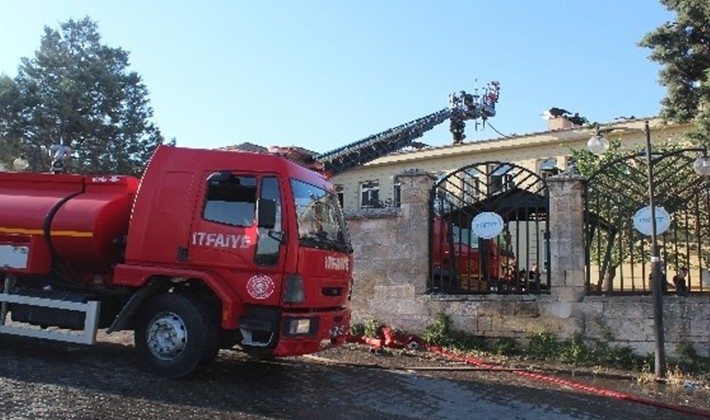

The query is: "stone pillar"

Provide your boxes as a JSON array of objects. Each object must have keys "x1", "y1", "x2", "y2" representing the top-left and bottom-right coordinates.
[
  {"x1": 547, "y1": 175, "x2": 586, "y2": 302},
  {"x1": 395, "y1": 169, "x2": 436, "y2": 295}
]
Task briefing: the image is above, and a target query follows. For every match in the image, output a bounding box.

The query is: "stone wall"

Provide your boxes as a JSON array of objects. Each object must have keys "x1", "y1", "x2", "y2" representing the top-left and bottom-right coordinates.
[{"x1": 345, "y1": 170, "x2": 710, "y2": 357}]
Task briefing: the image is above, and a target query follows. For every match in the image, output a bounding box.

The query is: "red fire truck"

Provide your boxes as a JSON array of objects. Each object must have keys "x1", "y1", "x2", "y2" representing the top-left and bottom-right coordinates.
[
  {"x1": 0, "y1": 146, "x2": 354, "y2": 377},
  {"x1": 0, "y1": 85, "x2": 499, "y2": 377},
  {"x1": 431, "y1": 218, "x2": 512, "y2": 292}
]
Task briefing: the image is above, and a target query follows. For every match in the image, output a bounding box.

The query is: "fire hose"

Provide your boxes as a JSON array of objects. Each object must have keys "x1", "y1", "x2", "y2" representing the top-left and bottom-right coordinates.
[{"x1": 337, "y1": 327, "x2": 710, "y2": 418}]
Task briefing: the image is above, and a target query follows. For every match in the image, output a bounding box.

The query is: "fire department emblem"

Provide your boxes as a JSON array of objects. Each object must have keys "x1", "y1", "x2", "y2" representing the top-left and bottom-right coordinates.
[{"x1": 246, "y1": 275, "x2": 275, "y2": 299}]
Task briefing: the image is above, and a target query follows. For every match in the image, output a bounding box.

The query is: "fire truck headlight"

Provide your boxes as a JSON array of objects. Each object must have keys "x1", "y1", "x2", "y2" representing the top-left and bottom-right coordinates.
[
  {"x1": 284, "y1": 274, "x2": 305, "y2": 303},
  {"x1": 289, "y1": 318, "x2": 312, "y2": 335}
]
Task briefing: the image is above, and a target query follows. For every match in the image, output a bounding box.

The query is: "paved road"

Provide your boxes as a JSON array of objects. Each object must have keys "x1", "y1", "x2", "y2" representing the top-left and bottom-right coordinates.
[{"x1": 0, "y1": 335, "x2": 704, "y2": 420}]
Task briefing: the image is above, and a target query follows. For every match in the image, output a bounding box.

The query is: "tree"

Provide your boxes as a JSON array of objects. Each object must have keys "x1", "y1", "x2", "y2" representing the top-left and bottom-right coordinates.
[
  {"x1": 0, "y1": 75, "x2": 26, "y2": 167},
  {"x1": 0, "y1": 17, "x2": 163, "y2": 175},
  {"x1": 639, "y1": 0, "x2": 710, "y2": 144}
]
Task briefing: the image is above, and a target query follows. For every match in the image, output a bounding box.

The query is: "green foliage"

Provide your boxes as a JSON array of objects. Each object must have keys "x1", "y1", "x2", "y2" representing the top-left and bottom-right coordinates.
[
  {"x1": 525, "y1": 331, "x2": 559, "y2": 359},
  {"x1": 363, "y1": 317, "x2": 384, "y2": 338},
  {"x1": 450, "y1": 332, "x2": 486, "y2": 351},
  {"x1": 349, "y1": 322, "x2": 365, "y2": 337},
  {"x1": 422, "y1": 312, "x2": 455, "y2": 346},
  {"x1": 414, "y1": 319, "x2": 710, "y2": 378},
  {"x1": 636, "y1": 0, "x2": 710, "y2": 278},
  {"x1": 0, "y1": 17, "x2": 164, "y2": 175},
  {"x1": 491, "y1": 337, "x2": 519, "y2": 356},
  {"x1": 600, "y1": 345, "x2": 648, "y2": 370},
  {"x1": 421, "y1": 313, "x2": 485, "y2": 350},
  {"x1": 559, "y1": 334, "x2": 592, "y2": 364},
  {"x1": 673, "y1": 340, "x2": 710, "y2": 374},
  {"x1": 639, "y1": 0, "x2": 710, "y2": 145},
  {"x1": 676, "y1": 339, "x2": 699, "y2": 359},
  {"x1": 521, "y1": 330, "x2": 649, "y2": 370},
  {"x1": 568, "y1": 135, "x2": 640, "y2": 287}
]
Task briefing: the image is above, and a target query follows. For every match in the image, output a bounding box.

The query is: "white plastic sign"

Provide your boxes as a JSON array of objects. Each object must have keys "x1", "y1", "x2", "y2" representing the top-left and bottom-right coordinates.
[
  {"x1": 632, "y1": 205, "x2": 671, "y2": 236},
  {"x1": 471, "y1": 212, "x2": 504, "y2": 239}
]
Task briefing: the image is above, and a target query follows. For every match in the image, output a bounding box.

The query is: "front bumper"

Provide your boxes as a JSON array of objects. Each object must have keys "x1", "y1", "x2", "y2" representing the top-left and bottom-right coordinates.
[{"x1": 272, "y1": 307, "x2": 350, "y2": 356}]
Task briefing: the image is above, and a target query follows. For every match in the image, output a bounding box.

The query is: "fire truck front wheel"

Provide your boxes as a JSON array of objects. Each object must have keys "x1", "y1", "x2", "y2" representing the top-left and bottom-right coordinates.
[{"x1": 134, "y1": 293, "x2": 219, "y2": 378}]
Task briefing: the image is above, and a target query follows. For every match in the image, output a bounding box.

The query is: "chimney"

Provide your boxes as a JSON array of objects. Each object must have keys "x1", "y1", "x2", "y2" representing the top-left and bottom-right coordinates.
[{"x1": 548, "y1": 116, "x2": 576, "y2": 131}]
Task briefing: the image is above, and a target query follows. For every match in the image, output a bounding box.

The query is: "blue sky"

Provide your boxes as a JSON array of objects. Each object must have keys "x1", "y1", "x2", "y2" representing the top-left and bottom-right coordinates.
[{"x1": 0, "y1": 1, "x2": 674, "y2": 154}]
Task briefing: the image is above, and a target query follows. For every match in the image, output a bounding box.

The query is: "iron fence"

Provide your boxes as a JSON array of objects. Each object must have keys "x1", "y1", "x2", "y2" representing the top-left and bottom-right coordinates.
[{"x1": 429, "y1": 161, "x2": 550, "y2": 295}]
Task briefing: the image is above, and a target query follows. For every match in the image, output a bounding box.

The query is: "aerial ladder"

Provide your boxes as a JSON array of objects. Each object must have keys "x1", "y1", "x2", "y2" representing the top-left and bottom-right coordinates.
[{"x1": 269, "y1": 81, "x2": 501, "y2": 176}]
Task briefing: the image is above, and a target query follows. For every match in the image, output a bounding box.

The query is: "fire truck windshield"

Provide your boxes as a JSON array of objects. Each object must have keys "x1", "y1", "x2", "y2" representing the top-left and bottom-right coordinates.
[
  {"x1": 291, "y1": 179, "x2": 352, "y2": 253},
  {"x1": 451, "y1": 225, "x2": 480, "y2": 249}
]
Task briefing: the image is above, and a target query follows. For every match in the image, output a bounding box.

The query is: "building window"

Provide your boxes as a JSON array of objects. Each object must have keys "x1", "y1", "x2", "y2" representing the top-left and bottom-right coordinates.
[
  {"x1": 393, "y1": 182, "x2": 401, "y2": 206},
  {"x1": 539, "y1": 158, "x2": 558, "y2": 179},
  {"x1": 335, "y1": 184, "x2": 344, "y2": 207},
  {"x1": 565, "y1": 156, "x2": 577, "y2": 174},
  {"x1": 463, "y1": 168, "x2": 481, "y2": 202},
  {"x1": 360, "y1": 180, "x2": 380, "y2": 208},
  {"x1": 490, "y1": 164, "x2": 513, "y2": 193}
]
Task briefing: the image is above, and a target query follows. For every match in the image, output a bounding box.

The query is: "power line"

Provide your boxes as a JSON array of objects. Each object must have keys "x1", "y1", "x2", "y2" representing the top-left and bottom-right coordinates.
[{"x1": 486, "y1": 122, "x2": 514, "y2": 139}]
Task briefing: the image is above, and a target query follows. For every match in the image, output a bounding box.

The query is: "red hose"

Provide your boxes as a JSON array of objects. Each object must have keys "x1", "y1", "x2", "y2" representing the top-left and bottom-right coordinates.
[
  {"x1": 428, "y1": 345, "x2": 710, "y2": 418},
  {"x1": 343, "y1": 331, "x2": 710, "y2": 418}
]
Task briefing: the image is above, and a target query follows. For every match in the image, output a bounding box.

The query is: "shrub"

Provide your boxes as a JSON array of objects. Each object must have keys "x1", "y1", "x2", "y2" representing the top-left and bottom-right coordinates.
[
  {"x1": 602, "y1": 345, "x2": 646, "y2": 370},
  {"x1": 676, "y1": 340, "x2": 698, "y2": 359},
  {"x1": 674, "y1": 340, "x2": 710, "y2": 374},
  {"x1": 422, "y1": 313, "x2": 455, "y2": 347},
  {"x1": 451, "y1": 331, "x2": 486, "y2": 351},
  {"x1": 349, "y1": 322, "x2": 365, "y2": 337},
  {"x1": 526, "y1": 331, "x2": 559, "y2": 359},
  {"x1": 560, "y1": 333, "x2": 591, "y2": 364},
  {"x1": 363, "y1": 317, "x2": 384, "y2": 338},
  {"x1": 492, "y1": 337, "x2": 520, "y2": 356}
]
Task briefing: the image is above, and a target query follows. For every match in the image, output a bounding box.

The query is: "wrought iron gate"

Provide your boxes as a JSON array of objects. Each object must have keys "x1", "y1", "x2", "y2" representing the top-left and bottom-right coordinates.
[
  {"x1": 429, "y1": 162, "x2": 550, "y2": 294},
  {"x1": 585, "y1": 148, "x2": 710, "y2": 294}
]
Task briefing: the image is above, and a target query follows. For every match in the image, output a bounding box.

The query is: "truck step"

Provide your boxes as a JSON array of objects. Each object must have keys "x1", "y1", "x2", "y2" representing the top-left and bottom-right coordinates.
[{"x1": 0, "y1": 293, "x2": 100, "y2": 345}]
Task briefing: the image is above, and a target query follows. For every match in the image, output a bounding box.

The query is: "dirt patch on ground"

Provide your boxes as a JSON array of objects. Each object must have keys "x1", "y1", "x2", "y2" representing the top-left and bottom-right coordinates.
[{"x1": 310, "y1": 343, "x2": 710, "y2": 416}]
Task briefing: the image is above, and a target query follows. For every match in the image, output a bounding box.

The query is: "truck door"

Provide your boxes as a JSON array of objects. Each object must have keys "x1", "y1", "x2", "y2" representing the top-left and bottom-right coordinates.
[{"x1": 188, "y1": 173, "x2": 286, "y2": 303}]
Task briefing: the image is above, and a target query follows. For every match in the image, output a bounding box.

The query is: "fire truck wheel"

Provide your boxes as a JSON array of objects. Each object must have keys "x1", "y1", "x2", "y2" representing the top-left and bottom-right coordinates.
[{"x1": 134, "y1": 293, "x2": 219, "y2": 378}]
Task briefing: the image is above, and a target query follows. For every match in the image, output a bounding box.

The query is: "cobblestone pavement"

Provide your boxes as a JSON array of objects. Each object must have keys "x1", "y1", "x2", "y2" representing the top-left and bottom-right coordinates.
[{"x1": 0, "y1": 333, "x2": 707, "y2": 420}]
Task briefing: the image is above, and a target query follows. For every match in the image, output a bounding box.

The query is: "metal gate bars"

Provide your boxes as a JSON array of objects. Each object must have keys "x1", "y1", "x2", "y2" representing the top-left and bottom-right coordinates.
[
  {"x1": 585, "y1": 148, "x2": 710, "y2": 295},
  {"x1": 429, "y1": 162, "x2": 550, "y2": 295}
]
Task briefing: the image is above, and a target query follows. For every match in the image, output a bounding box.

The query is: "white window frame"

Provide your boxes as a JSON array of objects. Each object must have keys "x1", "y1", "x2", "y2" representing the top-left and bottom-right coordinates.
[{"x1": 360, "y1": 180, "x2": 380, "y2": 208}]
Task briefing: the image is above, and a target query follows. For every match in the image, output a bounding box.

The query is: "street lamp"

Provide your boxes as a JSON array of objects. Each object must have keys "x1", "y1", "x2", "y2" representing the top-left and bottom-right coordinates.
[
  {"x1": 693, "y1": 156, "x2": 710, "y2": 176},
  {"x1": 587, "y1": 121, "x2": 667, "y2": 379},
  {"x1": 587, "y1": 125, "x2": 609, "y2": 155},
  {"x1": 641, "y1": 120, "x2": 666, "y2": 380}
]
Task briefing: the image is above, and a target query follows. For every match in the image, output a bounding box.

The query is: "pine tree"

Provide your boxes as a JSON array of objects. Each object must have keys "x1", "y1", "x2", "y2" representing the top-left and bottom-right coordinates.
[
  {"x1": 639, "y1": 0, "x2": 710, "y2": 144},
  {"x1": 0, "y1": 17, "x2": 164, "y2": 175}
]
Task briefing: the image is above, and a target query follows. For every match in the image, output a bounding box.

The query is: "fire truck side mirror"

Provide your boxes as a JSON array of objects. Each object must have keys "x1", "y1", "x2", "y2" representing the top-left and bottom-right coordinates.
[{"x1": 257, "y1": 198, "x2": 276, "y2": 229}]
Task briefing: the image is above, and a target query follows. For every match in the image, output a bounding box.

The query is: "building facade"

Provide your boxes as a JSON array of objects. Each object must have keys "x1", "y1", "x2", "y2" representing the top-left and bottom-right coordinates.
[{"x1": 332, "y1": 117, "x2": 693, "y2": 212}]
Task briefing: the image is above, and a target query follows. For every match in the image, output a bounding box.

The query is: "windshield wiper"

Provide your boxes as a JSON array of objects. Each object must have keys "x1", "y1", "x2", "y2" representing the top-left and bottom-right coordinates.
[{"x1": 300, "y1": 232, "x2": 351, "y2": 252}]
